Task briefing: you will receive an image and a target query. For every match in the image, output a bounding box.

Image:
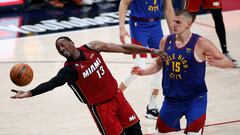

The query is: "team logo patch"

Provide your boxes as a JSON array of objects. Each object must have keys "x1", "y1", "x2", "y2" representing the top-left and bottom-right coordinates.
[
  {"x1": 167, "y1": 46, "x2": 171, "y2": 51},
  {"x1": 129, "y1": 115, "x2": 136, "y2": 122},
  {"x1": 80, "y1": 64, "x2": 85, "y2": 69},
  {"x1": 186, "y1": 48, "x2": 192, "y2": 53},
  {"x1": 213, "y1": 1, "x2": 220, "y2": 6}
]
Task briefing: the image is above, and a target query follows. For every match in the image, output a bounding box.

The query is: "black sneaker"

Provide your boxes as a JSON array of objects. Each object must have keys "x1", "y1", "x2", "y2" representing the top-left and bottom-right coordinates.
[{"x1": 145, "y1": 105, "x2": 159, "y2": 120}]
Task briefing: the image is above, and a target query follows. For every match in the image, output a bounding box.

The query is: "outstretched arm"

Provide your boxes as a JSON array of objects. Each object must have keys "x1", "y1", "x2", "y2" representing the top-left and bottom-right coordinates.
[
  {"x1": 87, "y1": 41, "x2": 166, "y2": 58},
  {"x1": 195, "y1": 37, "x2": 234, "y2": 68},
  {"x1": 11, "y1": 66, "x2": 78, "y2": 99}
]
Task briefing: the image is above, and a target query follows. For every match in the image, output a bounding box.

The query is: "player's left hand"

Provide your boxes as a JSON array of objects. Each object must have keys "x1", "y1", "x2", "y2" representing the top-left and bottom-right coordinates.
[
  {"x1": 131, "y1": 66, "x2": 144, "y2": 76},
  {"x1": 204, "y1": 52, "x2": 215, "y2": 66},
  {"x1": 10, "y1": 89, "x2": 32, "y2": 99}
]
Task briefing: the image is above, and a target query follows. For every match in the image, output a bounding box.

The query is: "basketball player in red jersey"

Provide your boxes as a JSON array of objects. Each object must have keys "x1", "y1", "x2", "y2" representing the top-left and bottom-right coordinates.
[{"x1": 10, "y1": 36, "x2": 166, "y2": 135}]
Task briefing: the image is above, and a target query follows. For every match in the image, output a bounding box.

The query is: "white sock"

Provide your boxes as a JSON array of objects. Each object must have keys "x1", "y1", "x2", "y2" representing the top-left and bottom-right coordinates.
[{"x1": 148, "y1": 95, "x2": 158, "y2": 109}]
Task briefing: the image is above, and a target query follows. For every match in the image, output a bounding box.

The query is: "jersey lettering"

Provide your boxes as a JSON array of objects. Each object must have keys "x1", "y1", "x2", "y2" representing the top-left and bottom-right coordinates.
[
  {"x1": 83, "y1": 58, "x2": 101, "y2": 78},
  {"x1": 96, "y1": 65, "x2": 105, "y2": 79},
  {"x1": 147, "y1": 0, "x2": 159, "y2": 12},
  {"x1": 166, "y1": 53, "x2": 189, "y2": 80}
]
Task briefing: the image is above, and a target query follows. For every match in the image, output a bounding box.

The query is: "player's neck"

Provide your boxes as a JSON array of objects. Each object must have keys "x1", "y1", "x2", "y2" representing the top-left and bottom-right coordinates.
[
  {"x1": 175, "y1": 30, "x2": 192, "y2": 47},
  {"x1": 72, "y1": 48, "x2": 81, "y2": 60}
]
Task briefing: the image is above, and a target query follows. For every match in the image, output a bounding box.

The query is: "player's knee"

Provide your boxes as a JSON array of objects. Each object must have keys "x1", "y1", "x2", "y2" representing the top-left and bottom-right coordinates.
[
  {"x1": 156, "y1": 117, "x2": 177, "y2": 133},
  {"x1": 185, "y1": 114, "x2": 205, "y2": 134}
]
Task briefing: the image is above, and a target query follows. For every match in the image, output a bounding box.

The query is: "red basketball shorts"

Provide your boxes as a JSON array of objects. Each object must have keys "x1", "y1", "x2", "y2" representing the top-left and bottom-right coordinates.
[
  {"x1": 185, "y1": 0, "x2": 222, "y2": 12},
  {"x1": 88, "y1": 90, "x2": 140, "y2": 135}
]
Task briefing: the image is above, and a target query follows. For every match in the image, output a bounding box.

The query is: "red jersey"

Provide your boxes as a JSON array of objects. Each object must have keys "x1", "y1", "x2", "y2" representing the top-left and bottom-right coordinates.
[
  {"x1": 184, "y1": 0, "x2": 222, "y2": 12},
  {"x1": 64, "y1": 45, "x2": 118, "y2": 105}
]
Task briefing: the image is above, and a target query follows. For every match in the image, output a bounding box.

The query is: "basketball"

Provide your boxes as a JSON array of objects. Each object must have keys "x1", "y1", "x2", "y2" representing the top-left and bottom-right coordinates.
[{"x1": 10, "y1": 63, "x2": 33, "y2": 86}]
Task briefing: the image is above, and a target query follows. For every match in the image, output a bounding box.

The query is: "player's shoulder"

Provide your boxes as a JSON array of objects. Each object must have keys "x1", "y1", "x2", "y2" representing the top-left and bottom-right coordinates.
[
  {"x1": 160, "y1": 35, "x2": 173, "y2": 44},
  {"x1": 161, "y1": 36, "x2": 168, "y2": 42},
  {"x1": 159, "y1": 36, "x2": 169, "y2": 50},
  {"x1": 84, "y1": 41, "x2": 102, "y2": 52},
  {"x1": 196, "y1": 36, "x2": 215, "y2": 51},
  {"x1": 197, "y1": 36, "x2": 212, "y2": 45}
]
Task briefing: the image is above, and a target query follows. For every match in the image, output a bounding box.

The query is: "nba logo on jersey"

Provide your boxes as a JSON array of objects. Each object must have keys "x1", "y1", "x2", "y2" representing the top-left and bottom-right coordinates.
[
  {"x1": 186, "y1": 48, "x2": 192, "y2": 53},
  {"x1": 80, "y1": 64, "x2": 85, "y2": 69},
  {"x1": 167, "y1": 46, "x2": 171, "y2": 51},
  {"x1": 75, "y1": 64, "x2": 85, "y2": 69}
]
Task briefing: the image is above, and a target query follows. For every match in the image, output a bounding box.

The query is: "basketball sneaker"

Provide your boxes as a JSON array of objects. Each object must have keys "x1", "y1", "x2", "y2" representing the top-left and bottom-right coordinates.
[
  {"x1": 145, "y1": 105, "x2": 159, "y2": 120},
  {"x1": 234, "y1": 61, "x2": 240, "y2": 68}
]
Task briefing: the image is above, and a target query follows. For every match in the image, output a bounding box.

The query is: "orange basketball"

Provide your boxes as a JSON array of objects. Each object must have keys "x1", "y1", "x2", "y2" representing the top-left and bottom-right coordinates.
[{"x1": 10, "y1": 63, "x2": 33, "y2": 86}]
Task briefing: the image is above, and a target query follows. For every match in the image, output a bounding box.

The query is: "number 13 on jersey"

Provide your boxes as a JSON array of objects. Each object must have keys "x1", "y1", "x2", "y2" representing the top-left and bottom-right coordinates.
[{"x1": 96, "y1": 66, "x2": 105, "y2": 78}]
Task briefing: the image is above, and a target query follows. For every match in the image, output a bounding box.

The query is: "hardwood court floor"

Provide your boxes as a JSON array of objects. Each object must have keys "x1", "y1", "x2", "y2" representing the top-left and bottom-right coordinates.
[{"x1": 0, "y1": 10, "x2": 240, "y2": 135}]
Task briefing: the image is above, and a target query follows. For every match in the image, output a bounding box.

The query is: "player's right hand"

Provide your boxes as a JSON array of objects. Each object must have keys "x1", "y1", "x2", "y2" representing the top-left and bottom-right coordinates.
[
  {"x1": 131, "y1": 66, "x2": 144, "y2": 76},
  {"x1": 10, "y1": 89, "x2": 32, "y2": 99},
  {"x1": 120, "y1": 27, "x2": 130, "y2": 44}
]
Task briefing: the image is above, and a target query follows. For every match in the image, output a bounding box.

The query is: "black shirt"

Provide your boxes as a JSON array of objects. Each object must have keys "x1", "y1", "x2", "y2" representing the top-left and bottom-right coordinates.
[{"x1": 30, "y1": 66, "x2": 78, "y2": 96}]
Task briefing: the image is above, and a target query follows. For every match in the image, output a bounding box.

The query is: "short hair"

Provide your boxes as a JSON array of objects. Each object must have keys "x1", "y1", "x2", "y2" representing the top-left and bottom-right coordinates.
[
  {"x1": 175, "y1": 9, "x2": 196, "y2": 23},
  {"x1": 55, "y1": 36, "x2": 73, "y2": 45}
]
